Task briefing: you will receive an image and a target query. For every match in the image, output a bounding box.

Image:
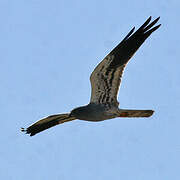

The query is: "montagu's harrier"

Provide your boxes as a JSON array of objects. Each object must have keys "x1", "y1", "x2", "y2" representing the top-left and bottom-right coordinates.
[{"x1": 21, "y1": 16, "x2": 161, "y2": 136}]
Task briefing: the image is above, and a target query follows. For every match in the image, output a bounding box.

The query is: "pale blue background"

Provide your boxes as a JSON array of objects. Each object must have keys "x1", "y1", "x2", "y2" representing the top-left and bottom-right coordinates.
[{"x1": 1, "y1": 0, "x2": 180, "y2": 179}]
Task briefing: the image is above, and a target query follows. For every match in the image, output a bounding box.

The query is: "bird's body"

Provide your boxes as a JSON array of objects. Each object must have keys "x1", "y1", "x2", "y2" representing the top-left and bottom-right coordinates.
[
  {"x1": 22, "y1": 16, "x2": 160, "y2": 136},
  {"x1": 70, "y1": 103, "x2": 154, "y2": 121},
  {"x1": 70, "y1": 103, "x2": 118, "y2": 121}
]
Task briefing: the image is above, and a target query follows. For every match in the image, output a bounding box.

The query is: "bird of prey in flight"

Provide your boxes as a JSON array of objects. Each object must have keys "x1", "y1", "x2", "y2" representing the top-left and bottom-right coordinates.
[{"x1": 21, "y1": 16, "x2": 161, "y2": 136}]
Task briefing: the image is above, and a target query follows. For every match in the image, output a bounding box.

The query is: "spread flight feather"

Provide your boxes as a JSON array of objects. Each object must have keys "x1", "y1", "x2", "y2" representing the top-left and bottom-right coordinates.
[{"x1": 90, "y1": 16, "x2": 160, "y2": 106}]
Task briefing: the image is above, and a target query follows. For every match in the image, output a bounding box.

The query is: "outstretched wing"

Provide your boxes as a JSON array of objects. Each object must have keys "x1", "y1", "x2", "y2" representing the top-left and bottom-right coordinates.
[
  {"x1": 21, "y1": 114, "x2": 76, "y2": 136},
  {"x1": 90, "y1": 16, "x2": 161, "y2": 106}
]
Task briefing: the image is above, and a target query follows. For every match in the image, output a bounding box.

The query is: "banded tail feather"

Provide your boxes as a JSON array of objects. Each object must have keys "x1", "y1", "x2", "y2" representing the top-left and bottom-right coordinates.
[{"x1": 118, "y1": 109, "x2": 154, "y2": 118}]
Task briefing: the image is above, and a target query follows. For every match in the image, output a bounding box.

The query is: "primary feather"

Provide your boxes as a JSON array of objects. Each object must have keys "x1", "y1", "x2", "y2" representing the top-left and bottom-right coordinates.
[{"x1": 90, "y1": 16, "x2": 160, "y2": 106}]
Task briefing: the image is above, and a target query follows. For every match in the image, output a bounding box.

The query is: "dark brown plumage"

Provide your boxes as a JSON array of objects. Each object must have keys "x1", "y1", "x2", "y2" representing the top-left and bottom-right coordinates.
[{"x1": 22, "y1": 16, "x2": 160, "y2": 136}]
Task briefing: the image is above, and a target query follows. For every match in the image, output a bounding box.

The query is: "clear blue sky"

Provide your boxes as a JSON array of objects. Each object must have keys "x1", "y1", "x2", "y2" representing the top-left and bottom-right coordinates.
[{"x1": 1, "y1": 0, "x2": 179, "y2": 179}]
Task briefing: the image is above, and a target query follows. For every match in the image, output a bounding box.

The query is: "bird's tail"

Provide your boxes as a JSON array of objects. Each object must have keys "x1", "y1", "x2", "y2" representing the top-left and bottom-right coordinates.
[
  {"x1": 118, "y1": 109, "x2": 154, "y2": 118},
  {"x1": 21, "y1": 113, "x2": 76, "y2": 136}
]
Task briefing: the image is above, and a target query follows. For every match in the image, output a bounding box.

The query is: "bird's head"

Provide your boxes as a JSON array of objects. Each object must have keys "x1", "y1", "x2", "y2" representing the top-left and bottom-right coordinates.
[{"x1": 69, "y1": 105, "x2": 90, "y2": 120}]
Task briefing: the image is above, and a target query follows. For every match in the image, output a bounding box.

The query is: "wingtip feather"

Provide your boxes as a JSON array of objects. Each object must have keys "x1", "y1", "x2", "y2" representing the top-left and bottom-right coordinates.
[{"x1": 21, "y1": 127, "x2": 26, "y2": 132}]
